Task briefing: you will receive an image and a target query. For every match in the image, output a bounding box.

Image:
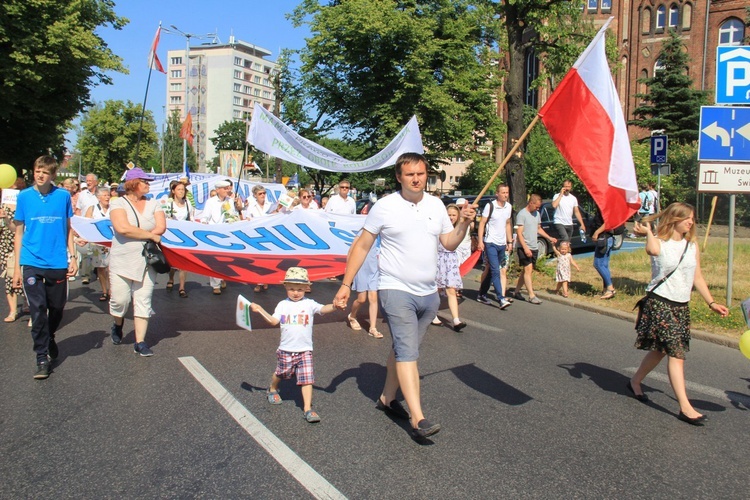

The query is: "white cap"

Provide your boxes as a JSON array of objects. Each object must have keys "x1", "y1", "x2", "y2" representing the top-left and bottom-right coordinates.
[
  {"x1": 214, "y1": 180, "x2": 231, "y2": 188},
  {"x1": 456, "y1": 198, "x2": 467, "y2": 206}
]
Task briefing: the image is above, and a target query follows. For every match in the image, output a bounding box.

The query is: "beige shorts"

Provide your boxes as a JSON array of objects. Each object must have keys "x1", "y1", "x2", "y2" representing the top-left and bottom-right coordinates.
[{"x1": 109, "y1": 268, "x2": 156, "y2": 318}]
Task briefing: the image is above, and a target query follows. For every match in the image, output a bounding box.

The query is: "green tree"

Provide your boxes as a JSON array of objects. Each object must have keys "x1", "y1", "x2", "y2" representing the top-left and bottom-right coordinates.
[
  {"x1": 290, "y1": 0, "x2": 504, "y2": 163},
  {"x1": 76, "y1": 100, "x2": 158, "y2": 181},
  {"x1": 630, "y1": 30, "x2": 707, "y2": 144},
  {"x1": 0, "y1": 0, "x2": 127, "y2": 171},
  {"x1": 162, "y1": 109, "x2": 198, "y2": 173},
  {"x1": 210, "y1": 120, "x2": 247, "y2": 152}
]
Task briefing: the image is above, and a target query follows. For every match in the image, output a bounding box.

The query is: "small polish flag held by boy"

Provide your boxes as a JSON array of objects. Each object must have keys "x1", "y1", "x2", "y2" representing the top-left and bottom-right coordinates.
[{"x1": 249, "y1": 267, "x2": 336, "y2": 423}]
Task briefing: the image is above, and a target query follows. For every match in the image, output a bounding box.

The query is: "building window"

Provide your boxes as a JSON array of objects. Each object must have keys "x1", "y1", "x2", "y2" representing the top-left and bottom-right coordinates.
[
  {"x1": 233, "y1": 96, "x2": 241, "y2": 105},
  {"x1": 254, "y1": 88, "x2": 261, "y2": 96},
  {"x1": 233, "y1": 69, "x2": 242, "y2": 79},
  {"x1": 682, "y1": 3, "x2": 692, "y2": 30},
  {"x1": 719, "y1": 18, "x2": 745, "y2": 46},
  {"x1": 170, "y1": 96, "x2": 182, "y2": 104},
  {"x1": 170, "y1": 57, "x2": 182, "y2": 65},
  {"x1": 234, "y1": 56, "x2": 242, "y2": 66},
  {"x1": 654, "y1": 59, "x2": 666, "y2": 75},
  {"x1": 233, "y1": 83, "x2": 241, "y2": 92},
  {"x1": 668, "y1": 4, "x2": 679, "y2": 28},
  {"x1": 601, "y1": 0, "x2": 611, "y2": 13},
  {"x1": 243, "y1": 85, "x2": 251, "y2": 94},
  {"x1": 253, "y1": 62, "x2": 261, "y2": 71},
  {"x1": 262, "y1": 78, "x2": 270, "y2": 86},
  {"x1": 254, "y1": 75, "x2": 261, "y2": 84},
  {"x1": 170, "y1": 83, "x2": 182, "y2": 92},
  {"x1": 171, "y1": 70, "x2": 182, "y2": 78},
  {"x1": 262, "y1": 90, "x2": 271, "y2": 99},
  {"x1": 233, "y1": 110, "x2": 241, "y2": 119},
  {"x1": 588, "y1": 0, "x2": 597, "y2": 12},
  {"x1": 656, "y1": 6, "x2": 666, "y2": 31},
  {"x1": 642, "y1": 8, "x2": 651, "y2": 34},
  {"x1": 619, "y1": 56, "x2": 628, "y2": 109}
]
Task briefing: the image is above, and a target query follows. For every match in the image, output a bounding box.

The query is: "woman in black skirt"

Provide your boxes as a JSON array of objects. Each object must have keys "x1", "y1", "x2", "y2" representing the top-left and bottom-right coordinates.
[{"x1": 628, "y1": 203, "x2": 728, "y2": 425}]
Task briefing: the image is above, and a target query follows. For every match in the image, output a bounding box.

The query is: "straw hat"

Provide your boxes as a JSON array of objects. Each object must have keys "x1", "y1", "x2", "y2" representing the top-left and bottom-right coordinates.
[{"x1": 282, "y1": 267, "x2": 311, "y2": 285}]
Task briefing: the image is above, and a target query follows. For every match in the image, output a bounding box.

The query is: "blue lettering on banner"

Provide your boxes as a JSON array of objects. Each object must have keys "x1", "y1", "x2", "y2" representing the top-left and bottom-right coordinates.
[
  {"x1": 232, "y1": 227, "x2": 294, "y2": 251},
  {"x1": 192, "y1": 184, "x2": 211, "y2": 210},
  {"x1": 161, "y1": 229, "x2": 199, "y2": 247},
  {"x1": 193, "y1": 230, "x2": 245, "y2": 250},
  {"x1": 92, "y1": 219, "x2": 114, "y2": 239},
  {"x1": 327, "y1": 222, "x2": 357, "y2": 244},
  {"x1": 272, "y1": 223, "x2": 329, "y2": 250}
]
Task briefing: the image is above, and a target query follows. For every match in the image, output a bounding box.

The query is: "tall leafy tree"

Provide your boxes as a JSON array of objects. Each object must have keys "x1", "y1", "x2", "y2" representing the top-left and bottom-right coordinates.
[
  {"x1": 162, "y1": 109, "x2": 198, "y2": 173},
  {"x1": 0, "y1": 0, "x2": 127, "y2": 171},
  {"x1": 290, "y1": 0, "x2": 504, "y2": 163},
  {"x1": 76, "y1": 100, "x2": 158, "y2": 181},
  {"x1": 630, "y1": 30, "x2": 707, "y2": 144},
  {"x1": 210, "y1": 120, "x2": 247, "y2": 152}
]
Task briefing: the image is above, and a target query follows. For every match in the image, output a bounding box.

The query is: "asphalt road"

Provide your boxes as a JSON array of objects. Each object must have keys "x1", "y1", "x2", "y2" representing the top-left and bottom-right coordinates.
[{"x1": 1, "y1": 274, "x2": 749, "y2": 499}]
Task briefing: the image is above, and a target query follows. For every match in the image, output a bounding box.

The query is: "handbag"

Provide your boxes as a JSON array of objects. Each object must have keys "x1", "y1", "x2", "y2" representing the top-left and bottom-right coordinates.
[
  {"x1": 595, "y1": 235, "x2": 609, "y2": 249},
  {"x1": 633, "y1": 241, "x2": 689, "y2": 325},
  {"x1": 2, "y1": 252, "x2": 14, "y2": 279},
  {"x1": 124, "y1": 198, "x2": 170, "y2": 274}
]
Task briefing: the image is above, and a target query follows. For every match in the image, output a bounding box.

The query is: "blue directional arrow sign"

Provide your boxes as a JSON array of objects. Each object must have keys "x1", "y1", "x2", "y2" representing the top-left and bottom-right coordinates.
[{"x1": 698, "y1": 106, "x2": 750, "y2": 162}]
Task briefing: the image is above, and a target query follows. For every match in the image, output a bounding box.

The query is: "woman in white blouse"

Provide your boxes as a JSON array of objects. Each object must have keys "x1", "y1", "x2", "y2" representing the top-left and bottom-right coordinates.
[{"x1": 165, "y1": 180, "x2": 194, "y2": 298}]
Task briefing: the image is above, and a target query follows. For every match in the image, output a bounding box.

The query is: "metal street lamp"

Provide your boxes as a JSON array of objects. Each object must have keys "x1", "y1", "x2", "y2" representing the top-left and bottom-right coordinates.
[{"x1": 162, "y1": 25, "x2": 217, "y2": 173}]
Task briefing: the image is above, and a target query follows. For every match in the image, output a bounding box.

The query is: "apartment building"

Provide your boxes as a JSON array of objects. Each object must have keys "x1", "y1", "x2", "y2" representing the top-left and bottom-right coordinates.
[{"x1": 166, "y1": 37, "x2": 278, "y2": 171}]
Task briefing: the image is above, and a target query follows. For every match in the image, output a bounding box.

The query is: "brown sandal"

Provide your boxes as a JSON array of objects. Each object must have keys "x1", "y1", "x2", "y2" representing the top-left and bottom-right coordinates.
[{"x1": 179, "y1": 289, "x2": 188, "y2": 298}]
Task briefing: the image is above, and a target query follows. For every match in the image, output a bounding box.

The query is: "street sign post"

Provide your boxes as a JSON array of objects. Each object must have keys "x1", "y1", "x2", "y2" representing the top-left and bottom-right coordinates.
[
  {"x1": 715, "y1": 46, "x2": 750, "y2": 105},
  {"x1": 698, "y1": 106, "x2": 750, "y2": 161}
]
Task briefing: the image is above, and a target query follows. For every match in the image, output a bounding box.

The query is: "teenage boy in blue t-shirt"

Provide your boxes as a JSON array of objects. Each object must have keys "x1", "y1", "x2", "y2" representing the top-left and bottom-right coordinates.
[{"x1": 13, "y1": 156, "x2": 78, "y2": 380}]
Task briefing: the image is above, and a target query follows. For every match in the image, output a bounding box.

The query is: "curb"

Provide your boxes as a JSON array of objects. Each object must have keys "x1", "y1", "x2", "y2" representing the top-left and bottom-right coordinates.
[{"x1": 464, "y1": 269, "x2": 739, "y2": 350}]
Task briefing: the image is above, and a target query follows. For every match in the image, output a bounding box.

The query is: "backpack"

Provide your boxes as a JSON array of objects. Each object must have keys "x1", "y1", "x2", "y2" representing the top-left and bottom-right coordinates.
[
  {"x1": 640, "y1": 193, "x2": 652, "y2": 213},
  {"x1": 482, "y1": 201, "x2": 495, "y2": 238}
]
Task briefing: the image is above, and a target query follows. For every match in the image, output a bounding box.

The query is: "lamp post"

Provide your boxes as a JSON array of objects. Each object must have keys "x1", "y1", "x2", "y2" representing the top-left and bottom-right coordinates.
[{"x1": 162, "y1": 26, "x2": 217, "y2": 173}]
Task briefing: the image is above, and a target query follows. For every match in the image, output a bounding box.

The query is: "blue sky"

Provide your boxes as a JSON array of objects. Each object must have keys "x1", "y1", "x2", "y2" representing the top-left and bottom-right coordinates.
[{"x1": 71, "y1": 0, "x2": 309, "y2": 146}]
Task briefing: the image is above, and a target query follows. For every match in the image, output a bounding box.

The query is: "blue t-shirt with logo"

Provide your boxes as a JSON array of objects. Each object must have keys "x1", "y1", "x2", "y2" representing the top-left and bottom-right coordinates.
[{"x1": 14, "y1": 186, "x2": 73, "y2": 269}]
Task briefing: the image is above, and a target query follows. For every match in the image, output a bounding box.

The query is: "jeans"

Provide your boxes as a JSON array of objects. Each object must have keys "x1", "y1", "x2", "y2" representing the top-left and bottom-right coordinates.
[
  {"x1": 479, "y1": 243, "x2": 506, "y2": 300},
  {"x1": 22, "y1": 266, "x2": 69, "y2": 362},
  {"x1": 593, "y1": 236, "x2": 614, "y2": 288}
]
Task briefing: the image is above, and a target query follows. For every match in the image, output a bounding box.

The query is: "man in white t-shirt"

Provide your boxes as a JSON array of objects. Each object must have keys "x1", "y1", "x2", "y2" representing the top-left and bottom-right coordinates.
[
  {"x1": 551, "y1": 179, "x2": 585, "y2": 242},
  {"x1": 75, "y1": 173, "x2": 100, "y2": 283},
  {"x1": 202, "y1": 180, "x2": 238, "y2": 294},
  {"x1": 647, "y1": 182, "x2": 659, "y2": 214},
  {"x1": 76, "y1": 173, "x2": 99, "y2": 214},
  {"x1": 324, "y1": 180, "x2": 356, "y2": 215},
  {"x1": 476, "y1": 184, "x2": 513, "y2": 309},
  {"x1": 333, "y1": 152, "x2": 476, "y2": 441}
]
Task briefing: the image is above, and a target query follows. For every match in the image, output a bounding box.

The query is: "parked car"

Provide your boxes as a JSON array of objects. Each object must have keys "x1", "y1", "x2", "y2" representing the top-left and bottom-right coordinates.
[{"x1": 536, "y1": 201, "x2": 624, "y2": 257}]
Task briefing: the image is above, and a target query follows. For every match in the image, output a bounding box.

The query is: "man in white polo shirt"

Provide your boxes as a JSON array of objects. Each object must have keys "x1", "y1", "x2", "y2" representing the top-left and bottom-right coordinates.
[
  {"x1": 324, "y1": 180, "x2": 356, "y2": 215},
  {"x1": 551, "y1": 179, "x2": 585, "y2": 242},
  {"x1": 333, "y1": 152, "x2": 475, "y2": 441}
]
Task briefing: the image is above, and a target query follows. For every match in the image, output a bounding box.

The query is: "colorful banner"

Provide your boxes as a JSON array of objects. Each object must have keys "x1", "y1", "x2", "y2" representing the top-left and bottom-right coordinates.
[
  {"x1": 247, "y1": 103, "x2": 424, "y2": 172},
  {"x1": 72, "y1": 210, "x2": 365, "y2": 284},
  {"x1": 218, "y1": 150, "x2": 244, "y2": 178},
  {"x1": 142, "y1": 173, "x2": 285, "y2": 221}
]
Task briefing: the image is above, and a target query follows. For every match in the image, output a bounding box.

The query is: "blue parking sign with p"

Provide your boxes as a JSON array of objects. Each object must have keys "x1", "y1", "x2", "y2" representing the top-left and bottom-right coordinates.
[
  {"x1": 716, "y1": 46, "x2": 750, "y2": 105},
  {"x1": 650, "y1": 135, "x2": 668, "y2": 164}
]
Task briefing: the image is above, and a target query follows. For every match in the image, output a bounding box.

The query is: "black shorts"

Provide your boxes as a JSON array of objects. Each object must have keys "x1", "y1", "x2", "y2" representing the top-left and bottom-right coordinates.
[{"x1": 517, "y1": 248, "x2": 538, "y2": 267}]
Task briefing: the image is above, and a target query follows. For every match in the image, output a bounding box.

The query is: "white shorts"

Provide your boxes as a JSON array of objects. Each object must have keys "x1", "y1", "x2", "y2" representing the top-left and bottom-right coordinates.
[{"x1": 109, "y1": 268, "x2": 156, "y2": 318}]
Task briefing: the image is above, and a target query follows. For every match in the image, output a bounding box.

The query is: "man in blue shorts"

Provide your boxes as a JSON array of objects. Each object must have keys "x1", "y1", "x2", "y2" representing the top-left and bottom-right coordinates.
[
  {"x1": 334, "y1": 152, "x2": 476, "y2": 440},
  {"x1": 13, "y1": 156, "x2": 78, "y2": 379}
]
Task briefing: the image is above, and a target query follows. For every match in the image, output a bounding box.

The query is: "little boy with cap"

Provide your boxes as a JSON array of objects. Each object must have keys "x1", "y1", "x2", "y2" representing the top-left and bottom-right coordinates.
[{"x1": 250, "y1": 267, "x2": 336, "y2": 423}]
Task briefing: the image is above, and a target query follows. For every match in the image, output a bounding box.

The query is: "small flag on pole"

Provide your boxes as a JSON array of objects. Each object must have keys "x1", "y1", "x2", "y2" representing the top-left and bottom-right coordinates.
[
  {"x1": 180, "y1": 113, "x2": 194, "y2": 146},
  {"x1": 236, "y1": 295, "x2": 253, "y2": 331},
  {"x1": 148, "y1": 25, "x2": 166, "y2": 74}
]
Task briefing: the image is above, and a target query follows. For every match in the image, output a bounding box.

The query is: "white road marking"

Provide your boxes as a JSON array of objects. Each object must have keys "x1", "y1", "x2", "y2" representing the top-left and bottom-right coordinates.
[
  {"x1": 623, "y1": 367, "x2": 750, "y2": 407},
  {"x1": 179, "y1": 356, "x2": 347, "y2": 500}
]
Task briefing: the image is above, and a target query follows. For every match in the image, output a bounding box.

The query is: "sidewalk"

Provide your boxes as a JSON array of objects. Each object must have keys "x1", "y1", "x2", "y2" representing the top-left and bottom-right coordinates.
[{"x1": 463, "y1": 268, "x2": 739, "y2": 350}]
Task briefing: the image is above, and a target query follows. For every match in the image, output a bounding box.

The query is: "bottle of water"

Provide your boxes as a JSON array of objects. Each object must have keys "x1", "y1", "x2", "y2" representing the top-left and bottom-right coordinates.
[{"x1": 579, "y1": 229, "x2": 587, "y2": 243}]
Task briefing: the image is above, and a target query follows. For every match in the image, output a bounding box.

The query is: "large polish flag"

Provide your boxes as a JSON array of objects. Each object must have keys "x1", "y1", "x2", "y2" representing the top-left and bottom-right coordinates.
[{"x1": 539, "y1": 17, "x2": 639, "y2": 229}]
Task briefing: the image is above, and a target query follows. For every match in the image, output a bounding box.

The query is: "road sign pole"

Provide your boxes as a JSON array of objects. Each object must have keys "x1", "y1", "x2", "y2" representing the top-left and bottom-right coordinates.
[{"x1": 727, "y1": 194, "x2": 735, "y2": 306}]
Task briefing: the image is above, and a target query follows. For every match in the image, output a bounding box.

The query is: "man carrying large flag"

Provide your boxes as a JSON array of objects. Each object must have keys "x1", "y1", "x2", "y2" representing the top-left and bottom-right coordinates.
[{"x1": 538, "y1": 17, "x2": 639, "y2": 229}]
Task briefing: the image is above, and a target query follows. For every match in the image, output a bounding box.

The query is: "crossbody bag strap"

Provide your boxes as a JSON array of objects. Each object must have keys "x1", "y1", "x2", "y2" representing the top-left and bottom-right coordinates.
[
  {"x1": 650, "y1": 240, "x2": 689, "y2": 293},
  {"x1": 122, "y1": 197, "x2": 141, "y2": 228}
]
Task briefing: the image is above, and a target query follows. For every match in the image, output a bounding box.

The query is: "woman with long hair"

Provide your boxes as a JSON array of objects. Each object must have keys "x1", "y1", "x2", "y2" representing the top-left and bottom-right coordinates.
[
  {"x1": 165, "y1": 180, "x2": 194, "y2": 298},
  {"x1": 84, "y1": 186, "x2": 112, "y2": 302},
  {"x1": 628, "y1": 202, "x2": 728, "y2": 425},
  {"x1": 108, "y1": 169, "x2": 166, "y2": 356}
]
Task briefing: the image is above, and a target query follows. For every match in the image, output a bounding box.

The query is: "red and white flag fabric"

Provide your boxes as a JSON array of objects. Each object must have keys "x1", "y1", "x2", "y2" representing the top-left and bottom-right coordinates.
[
  {"x1": 180, "y1": 113, "x2": 193, "y2": 146},
  {"x1": 539, "y1": 17, "x2": 639, "y2": 229},
  {"x1": 148, "y1": 25, "x2": 166, "y2": 74}
]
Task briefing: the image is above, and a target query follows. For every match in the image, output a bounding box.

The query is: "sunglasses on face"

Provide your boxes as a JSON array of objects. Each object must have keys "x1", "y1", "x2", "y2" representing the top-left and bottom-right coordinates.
[
  {"x1": 301, "y1": 195, "x2": 311, "y2": 199},
  {"x1": 339, "y1": 186, "x2": 350, "y2": 190}
]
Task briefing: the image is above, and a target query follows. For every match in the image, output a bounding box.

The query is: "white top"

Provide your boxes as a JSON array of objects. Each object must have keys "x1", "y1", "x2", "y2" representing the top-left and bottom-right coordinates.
[
  {"x1": 109, "y1": 197, "x2": 163, "y2": 281},
  {"x1": 325, "y1": 195, "x2": 356, "y2": 215},
  {"x1": 648, "y1": 189, "x2": 658, "y2": 213},
  {"x1": 76, "y1": 189, "x2": 98, "y2": 213},
  {"x1": 647, "y1": 239, "x2": 696, "y2": 303},
  {"x1": 244, "y1": 200, "x2": 273, "y2": 218},
  {"x1": 202, "y1": 196, "x2": 237, "y2": 224},
  {"x1": 273, "y1": 298, "x2": 325, "y2": 352},
  {"x1": 364, "y1": 191, "x2": 453, "y2": 296},
  {"x1": 170, "y1": 199, "x2": 193, "y2": 221},
  {"x1": 90, "y1": 203, "x2": 109, "y2": 220},
  {"x1": 482, "y1": 200, "x2": 513, "y2": 245},
  {"x1": 552, "y1": 192, "x2": 578, "y2": 225}
]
